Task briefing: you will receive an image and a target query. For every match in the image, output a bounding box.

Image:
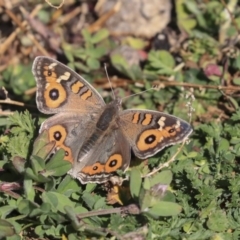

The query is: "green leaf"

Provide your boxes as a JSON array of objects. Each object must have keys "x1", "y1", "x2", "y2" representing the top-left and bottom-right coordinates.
[
  {"x1": 110, "y1": 53, "x2": 129, "y2": 69},
  {"x1": 45, "y1": 149, "x2": 71, "y2": 177},
  {"x1": 63, "y1": 44, "x2": 74, "y2": 63},
  {"x1": 232, "y1": 77, "x2": 240, "y2": 85},
  {"x1": 0, "y1": 205, "x2": 17, "y2": 219},
  {"x1": 82, "y1": 192, "x2": 98, "y2": 209},
  {"x1": 110, "y1": 53, "x2": 136, "y2": 80},
  {"x1": 40, "y1": 202, "x2": 51, "y2": 213},
  {"x1": 125, "y1": 37, "x2": 147, "y2": 49},
  {"x1": 81, "y1": 29, "x2": 92, "y2": 43},
  {"x1": 139, "y1": 182, "x2": 169, "y2": 211},
  {"x1": 143, "y1": 177, "x2": 151, "y2": 190},
  {"x1": 17, "y1": 199, "x2": 39, "y2": 215},
  {"x1": 73, "y1": 61, "x2": 90, "y2": 73},
  {"x1": 206, "y1": 210, "x2": 229, "y2": 232},
  {"x1": 91, "y1": 28, "x2": 109, "y2": 44},
  {"x1": 57, "y1": 175, "x2": 80, "y2": 195},
  {"x1": 41, "y1": 193, "x2": 58, "y2": 212},
  {"x1": 72, "y1": 48, "x2": 87, "y2": 60},
  {"x1": 86, "y1": 57, "x2": 100, "y2": 70},
  {"x1": 148, "y1": 50, "x2": 175, "y2": 73},
  {"x1": 28, "y1": 207, "x2": 43, "y2": 218},
  {"x1": 146, "y1": 201, "x2": 182, "y2": 217},
  {"x1": 176, "y1": 0, "x2": 197, "y2": 32},
  {"x1": 30, "y1": 155, "x2": 45, "y2": 175},
  {"x1": 130, "y1": 168, "x2": 142, "y2": 198},
  {"x1": 0, "y1": 219, "x2": 16, "y2": 237},
  {"x1": 68, "y1": 233, "x2": 81, "y2": 240},
  {"x1": 42, "y1": 191, "x2": 76, "y2": 214},
  {"x1": 24, "y1": 167, "x2": 49, "y2": 183},
  {"x1": 10, "y1": 65, "x2": 35, "y2": 95},
  {"x1": 148, "y1": 170, "x2": 172, "y2": 188},
  {"x1": 130, "y1": 65, "x2": 144, "y2": 81},
  {"x1": 12, "y1": 156, "x2": 26, "y2": 174},
  {"x1": 23, "y1": 179, "x2": 35, "y2": 201},
  {"x1": 218, "y1": 138, "x2": 230, "y2": 153},
  {"x1": 94, "y1": 197, "x2": 106, "y2": 210},
  {"x1": 231, "y1": 110, "x2": 240, "y2": 121},
  {"x1": 228, "y1": 96, "x2": 239, "y2": 109},
  {"x1": 139, "y1": 188, "x2": 153, "y2": 211},
  {"x1": 7, "y1": 111, "x2": 35, "y2": 158},
  {"x1": 32, "y1": 130, "x2": 55, "y2": 159},
  {"x1": 87, "y1": 46, "x2": 106, "y2": 58},
  {"x1": 161, "y1": 191, "x2": 176, "y2": 202},
  {"x1": 85, "y1": 183, "x2": 97, "y2": 193},
  {"x1": 9, "y1": 111, "x2": 34, "y2": 134}
]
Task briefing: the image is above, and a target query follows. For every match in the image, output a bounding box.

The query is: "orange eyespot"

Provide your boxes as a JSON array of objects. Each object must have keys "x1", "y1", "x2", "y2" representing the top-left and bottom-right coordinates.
[
  {"x1": 82, "y1": 163, "x2": 104, "y2": 175},
  {"x1": 44, "y1": 83, "x2": 66, "y2": 108},
  {"x1": 165, "y1": 126, "x2": 179, "y2": 135},
  {"x1": 137, "y1": 129, "x2": 162, "y2": 151},
  {"x1": 48, "y1": 125, "x2": 67, "y2": 144},
  {"x1": 43, "y1": 67, "x2": 57, "y2": 83},
  {"x1": 137, "y1": 125, "x2": 181, "y2": 151},
  {"x1": 61, "y1": 145, "x2": 73, "y2": 163},
  {"x1": 105, "y1": 154, "x2": 122, "y2": 173}
]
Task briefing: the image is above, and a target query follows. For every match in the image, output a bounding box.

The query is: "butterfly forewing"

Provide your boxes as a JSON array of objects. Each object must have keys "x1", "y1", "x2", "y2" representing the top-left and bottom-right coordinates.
[{"x1": 32, "y1": 56, "x2": 105, "y2": 114}]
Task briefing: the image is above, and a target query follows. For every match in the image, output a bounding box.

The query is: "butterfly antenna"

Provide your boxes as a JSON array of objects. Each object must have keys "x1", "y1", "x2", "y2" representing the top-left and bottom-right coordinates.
[
  {"x1": 104, "y1": 64, "x2": 116, "y2": 100},
  {"x1": 121, "y1": 84, "x2": 160, "y2": 101}
]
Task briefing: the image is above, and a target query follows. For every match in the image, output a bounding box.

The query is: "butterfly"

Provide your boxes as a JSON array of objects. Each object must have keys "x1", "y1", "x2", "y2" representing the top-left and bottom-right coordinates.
[{"x1": 32, "y1": 56, "x2": 193, "y2": 184}]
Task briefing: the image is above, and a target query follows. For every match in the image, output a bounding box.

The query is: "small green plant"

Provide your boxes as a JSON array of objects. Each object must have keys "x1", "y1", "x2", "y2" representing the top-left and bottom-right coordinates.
[
  {"x1": 1, "y1": 0, "x2": 240, "y2": 239},
  {"x1": 62, "y1": 28, "x2": 110, "y2": 73}
]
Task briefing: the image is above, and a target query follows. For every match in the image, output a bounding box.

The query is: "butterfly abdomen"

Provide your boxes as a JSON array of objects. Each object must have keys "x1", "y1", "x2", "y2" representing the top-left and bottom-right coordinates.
[{"x1": 79, "y1": 130, "x2": 101, "y2": 157}]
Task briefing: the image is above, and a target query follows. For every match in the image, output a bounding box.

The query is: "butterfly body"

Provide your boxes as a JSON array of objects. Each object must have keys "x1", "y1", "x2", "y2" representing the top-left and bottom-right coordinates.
[
  {"x1": 76, "y1": 99, "x2": 123, "y2": 162},
  {"x1": 32, "y1": 56, "x2": 193, "y2": 184}
]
